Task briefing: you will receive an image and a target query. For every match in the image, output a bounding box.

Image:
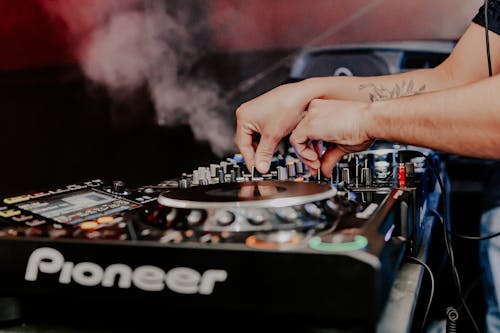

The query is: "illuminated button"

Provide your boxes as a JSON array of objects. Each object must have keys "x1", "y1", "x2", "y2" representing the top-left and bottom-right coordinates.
[
  {"x1": 0, "y1": 209, "x2": 21, "y2": 218},
  {"x1": 48, "y1": 229, "x2": 67, "y2": 239},
  {"x1": 3, "y1": 195, "x2": 30, "y2": 204},
  {"x1": 246, "y1": 231, "x2": 302, "y2": 250},
  {"x1": 216, "y1": 211, "x2": 235, "y2": 226},
  {"x1": 12, "y1": 214, "x2": 33, "y2": 222},
  {"x1": 97, "y1": 216, "x2": 115, "y2": 224},
  {"x1": 86, "y1": 231, "x2": 102, "y2": 239},
  {"x1": 233, "y1": 154, "x2": 244, "y2": 163},
  {"x1": 308, "y1": 234, "x2": 368, "y2": 252},
  {"x1": 80, "y1": 221, "x2": 99, "y2": 231},
  {"x1": 25, "y1": 219, "x2": 46, "y2": 227}
]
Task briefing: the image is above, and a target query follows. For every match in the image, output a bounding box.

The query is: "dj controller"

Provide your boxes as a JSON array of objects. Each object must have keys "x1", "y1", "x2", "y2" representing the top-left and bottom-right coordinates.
[{"x1": 0, "y1": 142, "x2": 441, "y2": 331}]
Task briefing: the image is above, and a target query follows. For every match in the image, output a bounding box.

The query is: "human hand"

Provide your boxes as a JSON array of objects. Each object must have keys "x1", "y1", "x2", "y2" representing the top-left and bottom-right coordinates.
[
  {"x1": 289, "y1": 99, "x2": 375, "y2": 176},
  {"x1": 235, "y1": 81, "x2": 319, "y2": 173}
]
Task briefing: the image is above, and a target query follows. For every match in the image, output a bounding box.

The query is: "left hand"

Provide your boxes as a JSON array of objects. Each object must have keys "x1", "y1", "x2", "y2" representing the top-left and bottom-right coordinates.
[{"x1": 289, "y1": 99, "x2": 375, "y2": 176}]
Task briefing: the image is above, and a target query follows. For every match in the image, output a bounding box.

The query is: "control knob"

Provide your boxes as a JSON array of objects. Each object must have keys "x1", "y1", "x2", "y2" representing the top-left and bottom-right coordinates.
[
  {"x1": 112, "y1": 180, "x2": 126, "y2": 194},
  {"x1": 216, "y1": 210, "x2": 235, "y2": 226},
  {"x1": 246, "y1": 210, "x2": 266, "y2": 225},
  {"x1": 187, "y1": 210, "x2": 205, "y2": 226}
]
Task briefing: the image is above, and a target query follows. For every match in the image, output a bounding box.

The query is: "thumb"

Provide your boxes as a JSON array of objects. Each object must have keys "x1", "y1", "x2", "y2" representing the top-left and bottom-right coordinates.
[
  {"x1": 255, "y1": 133, "x2": 280, "y2": 173},
  {"x1": 321, "y1": 145, "x2": 346, "y2": 176}
]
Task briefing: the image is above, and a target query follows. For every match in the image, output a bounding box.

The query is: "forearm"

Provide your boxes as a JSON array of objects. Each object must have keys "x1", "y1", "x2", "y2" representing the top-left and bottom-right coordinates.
[
  {"x1": 300, "y1": 23, "x2": 499, "y2": 103},
  {"x1": 368, "y1": 74, "x2": 500, "y2": 159},
  {"x1": 301, "y1": 66, "x2": 455, "y2": 103}
]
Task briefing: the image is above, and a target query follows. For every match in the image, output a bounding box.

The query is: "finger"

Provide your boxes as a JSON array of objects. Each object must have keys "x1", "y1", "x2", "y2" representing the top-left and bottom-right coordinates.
[
  {"x1": 290, "y1": 142, "x2": 320, "y2": 173},
  {"x1": 255, "y1": 133, "x2": 281, "y2": 173},
  {"x1": 307, "y1": 166, "x2": 319, "y2": 177},
  {"x1": 289, "y1": 132, "x2": 319, "y2": 164},
  {"x1": 235, "y1": 125, "x2": 256, "y2": 172},
  {"x1": 321, "y1": 146, "x2": 346, "y2": 176},
  {"x1": 297, "y1": 154, "x2": 321, "y2": 172}
]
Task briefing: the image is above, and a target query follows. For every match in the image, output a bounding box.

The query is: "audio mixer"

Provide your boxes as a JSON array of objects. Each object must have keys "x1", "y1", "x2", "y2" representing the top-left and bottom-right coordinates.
[{"x1": 0, "y1": 142, "x2": 440, "y2": 331}]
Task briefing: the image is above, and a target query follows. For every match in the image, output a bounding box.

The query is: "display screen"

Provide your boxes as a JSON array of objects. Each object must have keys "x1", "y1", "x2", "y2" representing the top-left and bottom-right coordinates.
[{"x1": 17, "y1": 190, "x2": 136, "y2": 224}]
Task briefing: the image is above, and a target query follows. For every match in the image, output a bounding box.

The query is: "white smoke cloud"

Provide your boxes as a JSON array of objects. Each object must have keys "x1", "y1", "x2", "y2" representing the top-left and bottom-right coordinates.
[{"x1": 40, "y1": 0, "x2": 235, "y2": 156}]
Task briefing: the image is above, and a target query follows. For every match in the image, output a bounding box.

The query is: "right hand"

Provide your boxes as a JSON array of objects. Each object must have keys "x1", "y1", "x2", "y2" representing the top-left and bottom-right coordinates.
[
  {"x1": 235, "y1": 81, "x2": 317, "y2": 173},
  {"x1": 289, "y1": 98, "x2": 375, "y2": 176}
]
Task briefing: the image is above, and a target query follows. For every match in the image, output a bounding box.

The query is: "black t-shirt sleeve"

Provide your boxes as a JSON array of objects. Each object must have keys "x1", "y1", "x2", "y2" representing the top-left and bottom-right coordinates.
[{"x1": 473, "y1": 1, "x2": 500, "y2": 35}]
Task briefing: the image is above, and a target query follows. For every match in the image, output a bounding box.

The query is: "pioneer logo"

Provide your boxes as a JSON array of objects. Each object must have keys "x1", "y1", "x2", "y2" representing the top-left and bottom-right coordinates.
[{"x1": 25, "y1": 248, "x2": 228, "y2": 294}]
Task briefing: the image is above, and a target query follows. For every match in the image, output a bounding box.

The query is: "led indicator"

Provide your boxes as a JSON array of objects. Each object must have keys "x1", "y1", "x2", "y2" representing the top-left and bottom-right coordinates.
[
  {"x1": 308, "y1": 235, "x2": 368, "y2": 252},
  {"x1": 0, "y1": 209, "x2": 21, "y2": 218},
  {"x1": 3, "y1": 195, "x2": 30, "y2": 204}
]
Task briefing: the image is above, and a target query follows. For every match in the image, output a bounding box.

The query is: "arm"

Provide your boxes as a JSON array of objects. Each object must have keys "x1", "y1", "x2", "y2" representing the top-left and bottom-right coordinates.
[
  {"x1": 290, "y1": 74, "x2": 500, "y2": 176},
  {"x1": 369, "y1": 74, "x2": 500, "y2": 159},
  {"x1": 300, "y1": 23, "x2": 500, "y2": 102},
  {"x1": 236, "y1": 23, "x2": 500, "y2": 173}
]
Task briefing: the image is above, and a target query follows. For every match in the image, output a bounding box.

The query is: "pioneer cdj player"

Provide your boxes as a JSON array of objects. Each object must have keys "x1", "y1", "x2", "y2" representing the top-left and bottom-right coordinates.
[{"x1": 0, "y1": 142, "x2": 440, "y2": 331}]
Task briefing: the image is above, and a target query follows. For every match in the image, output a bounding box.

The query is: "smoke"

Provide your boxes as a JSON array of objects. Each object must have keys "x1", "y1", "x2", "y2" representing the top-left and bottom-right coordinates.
[{"x1": 40, "y1": 0, "x2": 235, "y2": 156}]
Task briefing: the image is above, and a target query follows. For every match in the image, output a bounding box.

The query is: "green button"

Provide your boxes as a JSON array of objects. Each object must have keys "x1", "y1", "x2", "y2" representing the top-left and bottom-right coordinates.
[{"x1": 308, "y1": 235, "x2": 368, "y2": 252}]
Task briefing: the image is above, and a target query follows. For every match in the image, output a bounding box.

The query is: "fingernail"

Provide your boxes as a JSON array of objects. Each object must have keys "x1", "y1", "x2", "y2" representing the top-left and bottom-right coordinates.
[{"x1": 257, "y1": 161, "x2": 269, "y2": 173}]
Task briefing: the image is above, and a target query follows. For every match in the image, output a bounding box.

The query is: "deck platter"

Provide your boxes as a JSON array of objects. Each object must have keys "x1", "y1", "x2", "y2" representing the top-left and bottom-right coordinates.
[{"x1": 158, "y1": 180, "x2": 337, "y2": 209}]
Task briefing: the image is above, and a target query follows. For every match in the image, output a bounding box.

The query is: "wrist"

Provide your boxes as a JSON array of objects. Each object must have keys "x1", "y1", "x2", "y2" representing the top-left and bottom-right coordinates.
[
  {"x1": 365, "y1": 100, "x2": 390, "y2": 140},
  {"x1": 302, "y1": 77, "x2": 334, "y2": 99}
]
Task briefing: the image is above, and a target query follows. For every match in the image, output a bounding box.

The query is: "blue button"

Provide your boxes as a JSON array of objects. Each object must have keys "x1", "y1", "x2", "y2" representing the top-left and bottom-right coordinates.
[{"x1": 233, "y1": 154, "x2": 244, "y2": 163}]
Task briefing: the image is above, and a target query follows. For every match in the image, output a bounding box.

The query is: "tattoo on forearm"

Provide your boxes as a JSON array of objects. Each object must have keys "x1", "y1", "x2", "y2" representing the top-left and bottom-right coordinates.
[{"x1": 358, "y1": 80, "x2": 426, "y2": 102}]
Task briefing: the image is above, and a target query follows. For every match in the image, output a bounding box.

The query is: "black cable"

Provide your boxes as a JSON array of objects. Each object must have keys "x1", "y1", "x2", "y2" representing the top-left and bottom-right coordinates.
[
  {"x1": 406, "y1": 256, "x2": 435, "y2": 333},
  {"x1": 422, "y1": 154, "x2": 481, "y2": 333},
  {"x1": 423, "y1": 155, "x2": 461, "y2": 293},
  {"x1": 485, "y1": 0, "x2": 493, "y2": 77},
  {"x1": 446, "y1": 307, "x2": 459, "y2": 333},
  {"x1": 428, "y1": 206, "x2": 486, "y2": 332},
  {"x1": 446, "y1": 275, "x2": 481, "y2": 333},
  {"x1": 453, "y1": 230, "x2": 500, "y2": 241},
  {"x1": 429, "y1": 207, "x2": 500, "y2": 241}
]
